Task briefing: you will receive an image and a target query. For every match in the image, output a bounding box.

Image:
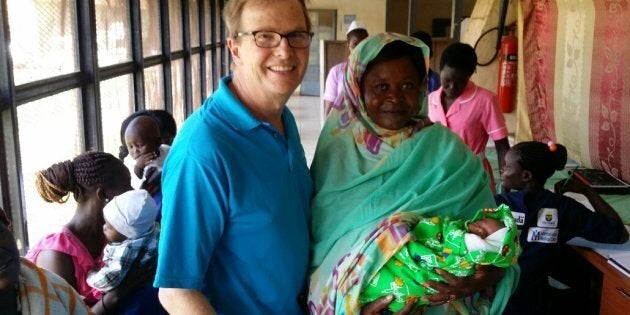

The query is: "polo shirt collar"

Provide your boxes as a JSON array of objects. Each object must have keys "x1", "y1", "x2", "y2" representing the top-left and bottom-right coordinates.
[{"x1": 215, "y1": 76, "x2": 267, "y2": 132}]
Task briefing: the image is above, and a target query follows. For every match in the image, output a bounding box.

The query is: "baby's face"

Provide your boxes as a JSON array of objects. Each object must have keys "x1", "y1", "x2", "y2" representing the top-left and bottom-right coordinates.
[
  {"x1": 468, "y1": 218, "x2": 504, "y2": 239},
  {"x1": 125, "y1": 131, "x2": 158, "y2": 160},
  {"x1": 103, "y1": 220, "x2": 128, "y2": 243}
]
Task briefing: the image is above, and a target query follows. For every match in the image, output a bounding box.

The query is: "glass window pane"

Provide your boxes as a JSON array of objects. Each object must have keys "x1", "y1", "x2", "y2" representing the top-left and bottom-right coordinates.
[
  {"x1": 191, "y1": 54, "x2": 201, "y2": 109},
  {"x1": 189, "y1": 0, "x2": 200, "y2": 47},
  {"x1": 205, "y1": 52, "x2": 213, "y2": 95},
  {"x1": 96, "y1": 0, "x2": 131, "y2": 67},
  {"x1": 141, "y1": 0, "x2": 162, "y2": 56},
  {"x1": 17, "y1": 90, "x2": 82, "y2": 246},
  {"x1": 7, "y1": 0, "x2": 78, "y2": 85},
  {"x1": 100, "y1": 75, "x2": 134, "y2": 157},
  {"x1": 145, "y1": 65, "x2": 165, "y2": 110},
  {"x1": 204, "y1": 0, "x2": 212, "y2": 44},
  {"x1": 215, "y1": 47, "x2": 222, "y2": 80},
  {"x1": 171, "y1": 59, "x2": 185, "y2": 127},
  {"x1": 214, "y1": 0, "x2": 222, "y2": 41},
  {"x1": 169, "y1": 0, "x2": 183, "y2": 51}
]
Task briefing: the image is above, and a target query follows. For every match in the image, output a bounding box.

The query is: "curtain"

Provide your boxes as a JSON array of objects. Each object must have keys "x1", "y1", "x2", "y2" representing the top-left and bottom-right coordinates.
[{"x1": 516, "y1": 0, "x2": 630, "y2": 183}]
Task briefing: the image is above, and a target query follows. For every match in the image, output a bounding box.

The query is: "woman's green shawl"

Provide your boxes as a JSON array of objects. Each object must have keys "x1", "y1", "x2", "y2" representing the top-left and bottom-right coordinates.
[{"x1": 307, "y1": 33, "x2": 518, "y2": 315}]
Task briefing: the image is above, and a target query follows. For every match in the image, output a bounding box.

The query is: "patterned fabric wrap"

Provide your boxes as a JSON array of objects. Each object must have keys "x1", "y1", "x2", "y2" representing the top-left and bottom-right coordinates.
[
  {"x1": 360, "y1": 205, "x2": 521, "y2": 312},
  {"x1": 18, "y1": 258, "x2": 91, "y2": 315},
  {"x1": 308, "y1": 32, "x2": 519, "y2": 315},
  {"x1": 86, "y1": 223, "x2": 159, "y2": 292}
]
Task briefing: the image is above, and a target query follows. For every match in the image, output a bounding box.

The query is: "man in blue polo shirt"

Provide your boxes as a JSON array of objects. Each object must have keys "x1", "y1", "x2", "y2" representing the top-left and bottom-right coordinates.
[{"x1": 154, "y1": 0, "x2": 313, "y2": 314}]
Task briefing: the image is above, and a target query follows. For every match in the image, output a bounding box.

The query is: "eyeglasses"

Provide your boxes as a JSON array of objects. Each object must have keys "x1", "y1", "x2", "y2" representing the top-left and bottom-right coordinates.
[{"x1": 236, "y1": 31, "x2": 314, "y2": 48}]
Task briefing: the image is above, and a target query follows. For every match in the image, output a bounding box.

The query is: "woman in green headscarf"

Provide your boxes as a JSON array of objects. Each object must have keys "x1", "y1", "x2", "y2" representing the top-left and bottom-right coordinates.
[{"x1": 307, "y1": 33, "x2": 519, "y2": 315}]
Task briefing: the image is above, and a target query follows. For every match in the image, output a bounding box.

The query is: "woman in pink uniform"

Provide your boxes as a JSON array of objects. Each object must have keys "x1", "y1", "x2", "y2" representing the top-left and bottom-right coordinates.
[{"x1": 428, "y1": 42, "x2": 510, "y2": 193}]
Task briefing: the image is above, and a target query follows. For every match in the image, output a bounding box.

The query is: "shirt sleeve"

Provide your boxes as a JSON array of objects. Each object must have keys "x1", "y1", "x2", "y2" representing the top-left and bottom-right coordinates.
[
  {"x1": 481, "y1": 92, "x2": 509, "y2": 140},
  {"x1": 561, "y1": 196, "x2": 625, "y2": 243},
  {"x1": 124, "y1": 155, "x2": 143, "y2": 189},
  {"x1": 323, "y1": 63, "x2": 342, "y2": 102}
]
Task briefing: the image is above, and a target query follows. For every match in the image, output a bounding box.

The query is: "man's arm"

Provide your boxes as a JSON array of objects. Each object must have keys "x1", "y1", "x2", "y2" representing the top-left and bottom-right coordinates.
[{"x1": 159, "y1": 288, "x2": 217, "y2": 315}]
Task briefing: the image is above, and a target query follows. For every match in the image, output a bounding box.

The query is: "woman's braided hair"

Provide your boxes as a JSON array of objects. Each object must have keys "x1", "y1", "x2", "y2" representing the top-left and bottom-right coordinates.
[{"x1": 35, "y1": 151, "x2": 123, "y2": 203}]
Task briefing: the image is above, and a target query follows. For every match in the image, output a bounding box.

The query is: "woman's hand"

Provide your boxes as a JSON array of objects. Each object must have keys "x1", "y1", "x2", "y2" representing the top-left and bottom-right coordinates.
[
  {"x1": 421, "y1": 266, "x2": 504, "y2": 306},
  {"x1": 360, "y1": 295, "x2": 424, "y2": 315},
  {"x1": 554, "y1": 177, "x2": 589, "y2": 195}
]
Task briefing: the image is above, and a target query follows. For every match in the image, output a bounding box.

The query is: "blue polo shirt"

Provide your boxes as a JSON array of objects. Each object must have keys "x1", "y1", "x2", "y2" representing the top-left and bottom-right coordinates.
[{"x1": 154, "y1": 76, "x2": 312, "y2": 314}]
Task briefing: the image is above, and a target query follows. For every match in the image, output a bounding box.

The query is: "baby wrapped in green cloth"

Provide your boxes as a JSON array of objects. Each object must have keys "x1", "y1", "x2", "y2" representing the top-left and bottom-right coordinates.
[{"x1": 359, "y1": 204, "x2": 521, "y2": 312}]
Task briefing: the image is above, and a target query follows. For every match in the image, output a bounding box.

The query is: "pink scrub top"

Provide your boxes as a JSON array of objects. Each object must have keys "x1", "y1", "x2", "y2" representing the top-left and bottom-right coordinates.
[{"x1": 428, "y1": 81, "x2": 508, "y2": 154}]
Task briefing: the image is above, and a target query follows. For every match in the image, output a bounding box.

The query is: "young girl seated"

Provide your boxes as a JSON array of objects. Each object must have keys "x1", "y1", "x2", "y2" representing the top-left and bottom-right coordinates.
[
  {"x1": 359, "y1": 205, "x2": 521, "y2": 312},
  {"x1": 123, "y1": 115, "x2": 170, "y2": 190},
  {"x1": 86, "y1": 189, "x2": 160, "y2": 292},
  {"x1": 495, "y1": 141, "x2": 629, "y2": 314}
]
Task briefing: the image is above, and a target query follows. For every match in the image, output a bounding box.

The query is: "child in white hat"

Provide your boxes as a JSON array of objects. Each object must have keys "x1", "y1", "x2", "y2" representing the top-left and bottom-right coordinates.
[{"x1": 86, "y1": 189, "x2": 160, "y2": 292}]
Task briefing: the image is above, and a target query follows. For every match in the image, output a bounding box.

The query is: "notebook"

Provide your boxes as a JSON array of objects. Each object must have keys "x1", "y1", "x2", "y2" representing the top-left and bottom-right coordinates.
[{"x1": 570, "y1": 168, "x2": 630, "y2": 194}]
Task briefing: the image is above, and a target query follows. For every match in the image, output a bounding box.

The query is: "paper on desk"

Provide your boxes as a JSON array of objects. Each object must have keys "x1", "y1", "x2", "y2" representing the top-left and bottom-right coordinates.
[
  {"x1": 567, "y1": 225, "x2": 630, "y2": 258},
  {"x1": 607, "y1": 252, "x2": 630, "y2": 277}
]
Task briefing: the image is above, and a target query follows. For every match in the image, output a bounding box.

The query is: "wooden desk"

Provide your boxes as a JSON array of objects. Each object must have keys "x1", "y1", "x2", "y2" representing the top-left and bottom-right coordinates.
[{"x1": 573, "y1": 246, "x2": 630, "y2": 314}]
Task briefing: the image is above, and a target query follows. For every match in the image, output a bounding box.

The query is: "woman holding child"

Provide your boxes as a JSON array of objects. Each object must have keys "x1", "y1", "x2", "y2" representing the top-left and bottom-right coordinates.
[
  {"x1": 308, "y1": 33, "x2": 519, "y2": 314},
  {"x1": 25, "y1": 151, "x2": 159, "y2": 314}
]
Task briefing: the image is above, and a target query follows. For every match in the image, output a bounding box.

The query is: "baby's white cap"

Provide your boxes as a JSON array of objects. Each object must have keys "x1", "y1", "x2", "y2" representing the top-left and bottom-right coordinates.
[{"x1": 103, "y1": 189, "x2": 157, "y2": 239}]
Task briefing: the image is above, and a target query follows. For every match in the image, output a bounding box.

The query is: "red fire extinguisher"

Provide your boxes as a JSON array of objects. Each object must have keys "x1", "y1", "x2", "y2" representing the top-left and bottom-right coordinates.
[{"x1": 497, "y1": 31, "x2": 517, "y2": 113}]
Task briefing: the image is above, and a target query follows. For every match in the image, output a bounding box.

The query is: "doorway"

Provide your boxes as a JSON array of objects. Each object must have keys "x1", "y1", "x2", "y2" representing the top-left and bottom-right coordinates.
[{"x1": 300, "y1": 9, "x2": 336, "y2": 96}]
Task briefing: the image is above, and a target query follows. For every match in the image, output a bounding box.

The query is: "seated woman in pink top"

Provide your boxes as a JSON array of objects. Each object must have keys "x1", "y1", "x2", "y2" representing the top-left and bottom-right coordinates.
[
  {"x1": 428, "y1": 42, "x2": 510, "y2": 194},
  {"x1": 26, "y1": 151, "x2": 157, "y2": 314}
]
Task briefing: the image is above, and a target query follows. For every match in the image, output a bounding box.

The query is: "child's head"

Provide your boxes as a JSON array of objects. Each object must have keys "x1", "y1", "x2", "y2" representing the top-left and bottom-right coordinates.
[
  {"x1": 148, "y1": 110, "x2": 177, "y2": 146},
  {"x1": 102, "y1": 189, "x2": 158, "y2": 243},
  {"x1": 465, "y1": 205, "x2": 522, "y2": 267},
  {"x1": 501, "y1": 141, "x2": 568, "y2": 190},
  {"x1": 467, "y1": 217, "x2": 504, "y2": 239},
  {"x1": 119, "y1": 111, "x2": 151, "y2": 160},
  {"x1": 124, "y1": 116, "x2": 162, "y2": 160}
]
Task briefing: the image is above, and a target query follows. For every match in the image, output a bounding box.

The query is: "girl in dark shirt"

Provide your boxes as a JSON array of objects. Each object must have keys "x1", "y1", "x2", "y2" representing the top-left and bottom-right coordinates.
[{"x1": 495, "y1": 141, "x2": 628, "y2": 314}]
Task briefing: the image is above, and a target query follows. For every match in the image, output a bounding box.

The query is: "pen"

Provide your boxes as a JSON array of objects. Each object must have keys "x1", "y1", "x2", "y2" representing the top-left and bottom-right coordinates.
[{"x1": 563, "y1": 165, "x2": 579, "y2": 190}]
